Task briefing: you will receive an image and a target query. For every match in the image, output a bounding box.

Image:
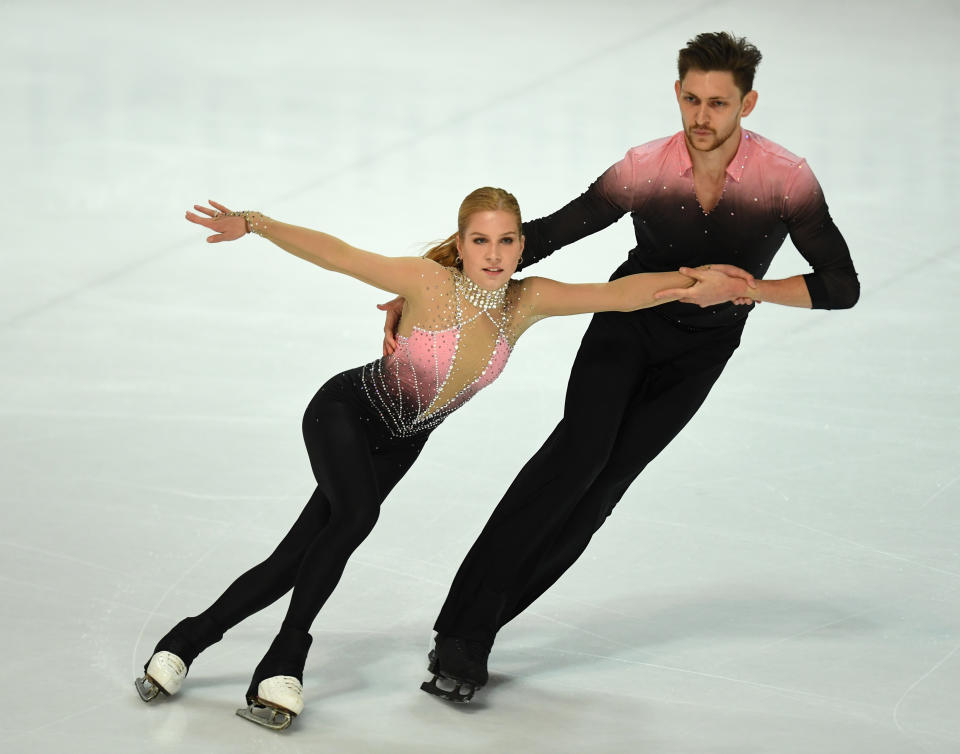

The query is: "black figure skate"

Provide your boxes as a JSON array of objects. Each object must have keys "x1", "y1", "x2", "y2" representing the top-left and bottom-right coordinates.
[{"x1": 420, "y1": 634, "x2": 490, "y2": 704}]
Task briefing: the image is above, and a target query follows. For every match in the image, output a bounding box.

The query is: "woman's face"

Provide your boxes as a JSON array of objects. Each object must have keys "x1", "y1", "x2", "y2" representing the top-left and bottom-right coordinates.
[{"x1": 457, "y1": 210, "x2": 524, "y2": 290}]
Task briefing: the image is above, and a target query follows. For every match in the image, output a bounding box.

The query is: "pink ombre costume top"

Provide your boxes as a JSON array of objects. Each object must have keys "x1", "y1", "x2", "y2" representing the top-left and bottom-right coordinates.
[
  {"x1": 361, "y1": 267, "x2": 541, "y2": 439},
  {"x1": 518, "y1": 129, "x2": 858, "y2": 327}
]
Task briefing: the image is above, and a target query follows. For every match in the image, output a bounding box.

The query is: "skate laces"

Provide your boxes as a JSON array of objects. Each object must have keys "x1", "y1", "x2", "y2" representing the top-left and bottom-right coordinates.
[
  {"x1": 257, "y1": 675, "x2": 304, "y2": 714},
  {"x1": 149, "y1": 651, "x2": 187, "y2": 678},
  {"x1": 260, "y1": 675, "x2": 302, "y2": 695}
]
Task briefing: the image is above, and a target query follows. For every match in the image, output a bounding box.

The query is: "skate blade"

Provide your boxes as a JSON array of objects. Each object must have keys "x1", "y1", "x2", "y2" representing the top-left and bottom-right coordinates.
[
  {"x1": 420, "y1": 674, "x2": 476, "y2": 704},
  {"x1": 134, "y1": 674, "x2": 167, "y2": 703},
  {"x1": 236, "y1": 703, "x2": 295, "y2": 731}
]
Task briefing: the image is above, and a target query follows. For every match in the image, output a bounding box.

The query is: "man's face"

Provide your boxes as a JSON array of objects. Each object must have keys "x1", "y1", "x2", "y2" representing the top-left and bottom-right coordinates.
[{"x1": 675, "y1": 69, "x2": 756, "y2": 153}]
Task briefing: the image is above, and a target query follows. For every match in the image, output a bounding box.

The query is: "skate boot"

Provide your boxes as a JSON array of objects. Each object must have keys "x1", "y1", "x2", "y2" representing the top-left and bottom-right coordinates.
[
  {"x1": 135, "y1": 651, "x2": 187, "y2": 701},
  {"x1": 236, "y1": 627, "x2": 313, "y2": 731},
  {"x1": 136, "y1": 615, "x2": 223, "y2": 702},
  {"x1": 420, "y1": 634, "x2": 490, "y2": 704}
]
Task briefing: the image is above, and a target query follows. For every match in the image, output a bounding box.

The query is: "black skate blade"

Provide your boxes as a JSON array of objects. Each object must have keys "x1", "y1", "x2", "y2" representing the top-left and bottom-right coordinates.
[
  {"x1": 134, "y1": 674, "x2": 167, "y2": 703},
  {"x1": 420, "y1": 674, "x2": 476, "y2": 704},
  {"x1": 236, "y1": 703, "x2": 295, "y2": 731}
]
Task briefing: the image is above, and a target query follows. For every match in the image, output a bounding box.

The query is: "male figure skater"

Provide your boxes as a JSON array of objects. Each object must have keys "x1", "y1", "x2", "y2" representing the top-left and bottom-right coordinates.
[{"x1": 383, "y1": 32, "x2": 860, "y2": 702}]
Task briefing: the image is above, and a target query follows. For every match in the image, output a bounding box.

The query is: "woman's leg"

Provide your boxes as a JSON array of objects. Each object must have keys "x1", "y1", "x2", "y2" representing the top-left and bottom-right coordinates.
[
  {"x1": 245, "y1": 391, "x2": 425, "y2": 699},
  {"x1": 185, "y1": 486, "x2": 334, "y2": 642},
  {"x1": 141, "y1": 472, "x2": 334, "y2": 692},
  {"x1": 145, "y1": 381, "x2": 421, "y2": 678}
]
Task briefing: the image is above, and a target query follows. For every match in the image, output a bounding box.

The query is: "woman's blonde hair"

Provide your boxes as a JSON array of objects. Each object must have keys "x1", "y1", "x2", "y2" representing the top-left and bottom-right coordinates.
[{"x1": 424, "y1": 187, "x2": 522, "y2": 268}]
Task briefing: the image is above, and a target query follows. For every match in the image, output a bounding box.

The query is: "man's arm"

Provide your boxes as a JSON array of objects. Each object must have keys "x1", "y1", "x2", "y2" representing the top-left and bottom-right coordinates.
[
  {"x1": 742, "y1": 275, "x2": 811, "y2": 307},
  {"x1": 781, "y1": 163, "x2": 859, "y2": 309},
  {"x1": 382, "y1": 171, "x2": 629, "y2": 354},
  {"x1": 659, "y1": 268, "x2": 812, "y2": 308},
  {"x1": 657, "y1": 165, "x2": 859, "y2": 310},
  {"x1": 518, "y1": 177, "x2": 628, "y2": 271}
]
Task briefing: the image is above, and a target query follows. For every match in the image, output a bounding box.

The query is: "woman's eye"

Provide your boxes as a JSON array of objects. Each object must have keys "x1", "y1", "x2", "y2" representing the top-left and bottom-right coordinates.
[{"x1": 501, "y1": 238, "x2": 513, "y2": 244}]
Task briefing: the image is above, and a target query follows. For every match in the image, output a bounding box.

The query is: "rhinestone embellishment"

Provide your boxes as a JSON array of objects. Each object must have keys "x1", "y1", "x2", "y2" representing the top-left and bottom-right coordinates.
[{"x1": 454, "y1": 271, "x2": 508, "y2": 311}]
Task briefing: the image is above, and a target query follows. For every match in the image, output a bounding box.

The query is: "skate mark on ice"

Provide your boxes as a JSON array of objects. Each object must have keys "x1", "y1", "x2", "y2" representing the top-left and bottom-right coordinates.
[
  {"x1": 919, "y1": 470, "x2": 960, "y2": 510},
  {"x1": 0, "y1": 538, "x2": 126, "y2": 577},
  {"x1": 761, "y1": 512, "x2": 960, "y2": 580},
  {"x1": 744, "y1": 484, "x2": 960, "y2": 580},
  {"x1": 540, "y1": 646, "x2": 888, "y2": 713},
  {"x1": 709, "y1": 603, "x2": 882, "y2": 673},
  {"x1": 892, "y1": 643, "x2": 960, "y2": 738},
  {"x1": 671, "y1": 455, "x2": 850, "y2": 494},
  {"x1": 108, "y1": 480, "x2": 301, "y2": 502},
  {"x1": 0, "y1": 407, "x2": 278, "y2": 423},
  {"x1": 0, "y1": 692, "x2": 127, "y2": 743},
  {"x1": 528, "y1": 612, "x2": 654, "y2": 655},
  {"x1": 0, "y1": 572, "x2": 159, "y2": 615},
  {"x1": 348, "y1": 556, "x2": 446, "y2": 589},
  {"x1": 532, "y1": 592, "x2": 642, "y2": 621},
  {"x1": 128, "y1": 486, "x2": 293, "y2": 676},
  {"x1": 131, "y1": 553, "x2": 217, "y2": 677}
]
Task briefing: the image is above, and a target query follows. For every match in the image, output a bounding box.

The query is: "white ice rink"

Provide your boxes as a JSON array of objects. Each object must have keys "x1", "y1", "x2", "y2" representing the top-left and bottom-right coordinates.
[{"x1": 2, "y1": 1, "x2": 958, "y2": 752}]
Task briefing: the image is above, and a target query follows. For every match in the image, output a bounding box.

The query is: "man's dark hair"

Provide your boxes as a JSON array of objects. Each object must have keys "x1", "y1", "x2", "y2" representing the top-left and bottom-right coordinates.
[{"x1": 677, "y1": 32, "x2": 762, "y2": 96}]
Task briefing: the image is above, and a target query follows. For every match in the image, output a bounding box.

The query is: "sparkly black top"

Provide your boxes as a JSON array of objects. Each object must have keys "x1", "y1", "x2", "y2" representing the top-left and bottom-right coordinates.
[{"x1": 518, "y1": 130, "x2": 859, "y2": 329}]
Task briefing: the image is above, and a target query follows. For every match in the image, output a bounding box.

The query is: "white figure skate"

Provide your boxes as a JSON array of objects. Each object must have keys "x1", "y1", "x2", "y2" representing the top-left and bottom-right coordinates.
[
  {"x1": 135, "y1": 651, "x2": 187, "y2": 702},
  {"x1": 236, "y1": 675, "x2": 304, "y2": 730}
]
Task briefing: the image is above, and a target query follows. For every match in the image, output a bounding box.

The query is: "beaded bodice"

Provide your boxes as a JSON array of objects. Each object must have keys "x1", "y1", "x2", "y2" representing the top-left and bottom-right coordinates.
[{"x1": 361, "y1": 266, "x2": 537, "y2": 438}]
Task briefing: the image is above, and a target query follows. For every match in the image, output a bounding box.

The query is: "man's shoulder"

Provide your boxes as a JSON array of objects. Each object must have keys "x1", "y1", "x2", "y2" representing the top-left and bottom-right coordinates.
[
  {"x1": 744, "y1": 131, "x2": 824, "y2": 209},
  {"x1": 622, "y1": 132, "x2": 683, "y2": 162},
  {"x1": 608, "y1": 133, "x2": 684, "y2": 184},
  {"x1": 745, "y1": 130, "x2": 808, "y2": 170}
]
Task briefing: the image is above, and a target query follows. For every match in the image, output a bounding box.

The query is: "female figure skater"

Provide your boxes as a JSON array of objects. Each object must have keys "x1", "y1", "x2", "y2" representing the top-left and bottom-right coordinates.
[{"x1": 134, "y1": 188, "x2": 733, "y2": 730}]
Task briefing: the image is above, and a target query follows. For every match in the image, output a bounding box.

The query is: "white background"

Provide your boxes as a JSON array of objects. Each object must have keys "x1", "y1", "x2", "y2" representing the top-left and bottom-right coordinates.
[{"x1": 2, "y1": 1, "x2": 958, "y2": 752}]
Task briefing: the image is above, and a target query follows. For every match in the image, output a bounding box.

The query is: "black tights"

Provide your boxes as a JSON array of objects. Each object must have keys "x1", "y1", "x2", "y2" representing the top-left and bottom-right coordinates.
[
  {"x1": 433, "y1": 307, "x2": 744, "y2": 647},
  {"x1": 158, "y1": 369, "x2": 428, "y2": 683}
]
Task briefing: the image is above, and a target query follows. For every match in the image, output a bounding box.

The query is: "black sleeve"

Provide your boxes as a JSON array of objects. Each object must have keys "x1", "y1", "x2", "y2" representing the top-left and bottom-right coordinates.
[
  {"x1": 517, "y1": 179, "x2": 627, "y2": 272},
  {"x1": 784, "y1": 164, "x2": 859, "y2": 309}
]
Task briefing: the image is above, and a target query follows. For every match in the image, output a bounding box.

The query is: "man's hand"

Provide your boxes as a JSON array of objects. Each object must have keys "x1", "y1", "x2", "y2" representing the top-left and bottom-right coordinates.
[
  {"x1": 655, "y1": 264, "x2": 757, "y2": 308},
  {"x1": 378, "y1": 297, "x2": 405, "y2": 355}
]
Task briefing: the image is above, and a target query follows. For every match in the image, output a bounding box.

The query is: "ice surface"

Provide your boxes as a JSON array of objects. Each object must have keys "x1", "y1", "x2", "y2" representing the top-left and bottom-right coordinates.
[{"x1": 2, "y1": 1, "x2": 958, "y2": 752}]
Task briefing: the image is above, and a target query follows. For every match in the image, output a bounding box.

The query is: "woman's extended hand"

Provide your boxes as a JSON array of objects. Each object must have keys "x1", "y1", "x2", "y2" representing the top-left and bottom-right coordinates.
[{"x1": 185, "y1": 200, "x2": 248, "y2": 243}]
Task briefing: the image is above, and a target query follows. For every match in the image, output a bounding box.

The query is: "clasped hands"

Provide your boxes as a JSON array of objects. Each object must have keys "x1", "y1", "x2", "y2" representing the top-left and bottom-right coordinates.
[{"x1": 658, "y1": 263, "x2": 758, "y2": 308}]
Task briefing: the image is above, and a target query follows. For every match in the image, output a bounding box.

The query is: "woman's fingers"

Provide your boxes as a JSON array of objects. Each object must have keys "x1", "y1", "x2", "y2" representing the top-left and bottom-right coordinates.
[
  {"x1": 192, "y1": 201, "x2": 233, "y2": 219},
  {"x1": 654, "y1": 287, "x2": 686, "y2": 300},
  {"x1": 185, "y1": 210, "x2": 214, "y2": 226},
  {"x1": 193, "y1": 204, "x2": 218, "y2": 217}
]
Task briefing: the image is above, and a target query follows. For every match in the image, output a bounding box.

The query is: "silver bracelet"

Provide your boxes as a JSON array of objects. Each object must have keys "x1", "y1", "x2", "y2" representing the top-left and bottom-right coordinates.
[{"x1": 221, "y1": 210, "x2": 267, "y2": 237}]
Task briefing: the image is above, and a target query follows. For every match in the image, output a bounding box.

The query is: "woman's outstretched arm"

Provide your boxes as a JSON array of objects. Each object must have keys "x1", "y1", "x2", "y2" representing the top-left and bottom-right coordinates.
[
  {"x1": 524, "y1": 265, "x2": 756, "y2": 317},
  {"x1": 186, "y1": 201, "x2": 434, "y2": 297}
]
